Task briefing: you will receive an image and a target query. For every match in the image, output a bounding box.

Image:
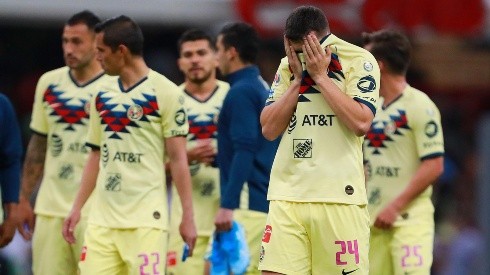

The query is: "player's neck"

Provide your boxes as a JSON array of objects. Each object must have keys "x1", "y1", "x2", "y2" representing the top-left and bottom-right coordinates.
[
  {"x1": 118, "y1": 57, "x2": 149, "y2": 90},
  {"x1": 70, "y1": 60, "x2": 103, "y2": 84},
  {"x1": 380, "y1": 74, "x2": 407, "y2": 107},
  {"x1": 184, "y1": 78, "x2": 217, "y2": 100},
  {"x1": 227, "y1": 59, "x2": 251, "y2": 75}
]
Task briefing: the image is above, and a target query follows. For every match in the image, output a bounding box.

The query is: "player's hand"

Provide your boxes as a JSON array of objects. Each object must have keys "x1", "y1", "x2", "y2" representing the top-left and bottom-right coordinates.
[
  {"x1": 374, "y1": 203, "x2": 399, "y2": 230},
  {"x1": 303, "y1": 33, "x2": 331, "y2": 83},
  {"x1": 284, "y1": 36, "x2": 303, "y2": 82},
  {"x1": 188, "y1": 139, "x2": 216, "y2": 166},
  {"x1": 179, "y1": 217, "x2": 197, "y2": 257},
  {"x1": 62, "y1": 208, "x2": 81, "y2": 244},
  {"x1": 214, "y1": 208, "x2": 233, "y2": 232},
  {"x1": 0, "y1": 203, "x2": 20, "y2": 247},
  {"x1": 17, "y1": 196, "x2": 35, "y2": 240}
]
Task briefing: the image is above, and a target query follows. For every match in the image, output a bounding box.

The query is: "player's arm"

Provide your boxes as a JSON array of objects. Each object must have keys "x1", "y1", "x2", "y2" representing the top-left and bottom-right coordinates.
[
  {"x1": 62, "y1": 149, "x2": 100, "y2": 244},
  {"x1": 303, "y1": 34, "x2": 374, "y2": 136},
  {"x1": 261, "y1": 36, "x2": 302, "y2": 141},
  {"x1": 216, "y1": 89, "x2": 260, "y2": 231},
  {"x1": 17, "y1": 133, "x2": 47, "y2": 240},
  {"x1": 374, "y1": 156, "x2": 444, "y2": 229},
  {"x1": 165, "y1": 135, "x2": 197, "y2": 255}
]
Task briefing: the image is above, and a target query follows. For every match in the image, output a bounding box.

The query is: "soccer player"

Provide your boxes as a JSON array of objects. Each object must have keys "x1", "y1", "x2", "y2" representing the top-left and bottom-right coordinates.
[
  {"x1": 213, "y1": 22, "x2": 279, "y2": 275},
  {"x1": 259, "y1": 6, "x2": 380, "y2": 275},
  {"x1": 362, "y1": 29, "x2": 444, "y2": 275},
  {"x1": 16, "y1": 11, "x2": 109, "y2": 274},
  {"x1": 0, "y1": 93, "x2": 22, "y2": 248},
  {"x1": 166, "y1": 29, "x2": 229, "y2": 274},
  {"x1": 62, "y1": 15, "x2": 197, "y2": 274}
]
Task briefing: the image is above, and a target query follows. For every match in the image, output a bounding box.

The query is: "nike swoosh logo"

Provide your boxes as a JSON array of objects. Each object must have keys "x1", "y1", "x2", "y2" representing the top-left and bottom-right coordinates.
[{"x1": 342, "y1": 268, "x2": 359, "y2": 275}]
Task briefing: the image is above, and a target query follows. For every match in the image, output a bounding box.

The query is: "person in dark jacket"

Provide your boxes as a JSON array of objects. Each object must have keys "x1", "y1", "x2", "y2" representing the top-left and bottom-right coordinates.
[
  {"x1": 0, "y1": 93, "x2": 22, "y2": 248},
  {"x1": 213, "y1": 22, "x2": 279, "y2": 274}
]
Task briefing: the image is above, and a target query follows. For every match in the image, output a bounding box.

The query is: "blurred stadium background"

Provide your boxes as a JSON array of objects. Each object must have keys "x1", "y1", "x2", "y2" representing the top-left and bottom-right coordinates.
[{"x1": 1, "y1": 0, "x2": 489, "y2": 274}]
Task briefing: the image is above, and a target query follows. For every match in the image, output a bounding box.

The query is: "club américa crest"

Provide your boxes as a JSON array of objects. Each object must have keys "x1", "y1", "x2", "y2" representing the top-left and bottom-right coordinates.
[{"x1": 127, "y1": 104, "x2": 143, "y2": 121}]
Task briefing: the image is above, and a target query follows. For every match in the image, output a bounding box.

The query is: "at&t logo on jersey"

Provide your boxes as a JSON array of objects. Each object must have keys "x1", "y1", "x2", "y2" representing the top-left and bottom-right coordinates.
[
  {"x1": 301, "y1": 114, "x2": 335, "y2": 126},
  {"x1": 293, "y1": 139, "x2": 312, "y2": 158},
  {"x1": 112, "y1": 151, "x2": 143, "y2": 163}
]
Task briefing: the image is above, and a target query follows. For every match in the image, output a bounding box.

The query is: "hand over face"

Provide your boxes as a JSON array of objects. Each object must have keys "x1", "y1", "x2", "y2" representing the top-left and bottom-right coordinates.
[{"x1": 302, "y1": 33, "x2": 332, "y2": 82}]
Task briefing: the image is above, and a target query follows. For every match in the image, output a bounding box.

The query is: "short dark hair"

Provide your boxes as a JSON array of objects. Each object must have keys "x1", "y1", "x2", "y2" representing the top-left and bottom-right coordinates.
[
  {"x1": 285, "y1": 6, "x2": 329, "y2": 42},
  {"x1": 177, "y1": 29, "x2": 215, "y2": 53},
  {"x1": 219, "y1": 22, "x2": 259, "y2": 64},
  {"x1": 362, "y1": 29, "x2": 411, "y2": 75},
  {"x1": 95, "y1": 15, "x2": 144, "y2": 56},
  {"x1": 66, "y1": 10, "x2": 100, "y2": 31}
]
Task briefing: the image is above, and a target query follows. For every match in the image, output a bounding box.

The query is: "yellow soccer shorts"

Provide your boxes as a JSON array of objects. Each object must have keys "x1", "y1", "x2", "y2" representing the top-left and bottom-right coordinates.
[
  {"x1": 258, "y1": 201, "x2": 370, "y2": 275},
  {"x1": 32, "y1": 214, "x2": 87, "y2": 275},
  {"x1": 79, "y1": 224, "x2": 168, "y2": 275},
  {"x1": 166, "y1": 235, "x2": 211, "y2": 275},
  {"x1": 369, "y1": 222, "x2": 434, "y2": 275}
]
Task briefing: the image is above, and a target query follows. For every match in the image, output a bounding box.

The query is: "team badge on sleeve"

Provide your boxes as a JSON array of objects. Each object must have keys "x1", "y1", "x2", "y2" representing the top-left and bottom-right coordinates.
[
  {"x1": 424, "y1": 121, "x2": 438, "y2": 138},
  {"x1": 357, "y1": 75, "x2": 377, "y2": 93},
  {"x1": 174, "y1": 109, "x2": 186, "y2": 126},
  {"x1": 363, "y1": 61, "x2": 374, "y2": 72}
]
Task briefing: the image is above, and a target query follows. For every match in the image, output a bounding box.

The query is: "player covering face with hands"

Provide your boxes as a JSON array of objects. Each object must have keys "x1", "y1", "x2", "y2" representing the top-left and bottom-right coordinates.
[{"x1": 259, "y1": 5, "x2": 379, "y2": 275}]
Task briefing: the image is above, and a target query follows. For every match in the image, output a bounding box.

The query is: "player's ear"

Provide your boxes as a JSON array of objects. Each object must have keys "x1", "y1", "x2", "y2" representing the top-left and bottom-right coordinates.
[
  {"x1": 118, "y1": 44, "x2": 128, "y2": 55},
  {"x1": 227, "y1": 46, "x2": 238, "y2": 60}
]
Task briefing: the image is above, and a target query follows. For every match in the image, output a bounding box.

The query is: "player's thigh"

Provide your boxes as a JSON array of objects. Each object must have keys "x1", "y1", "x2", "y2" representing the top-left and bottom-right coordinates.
[
  {"x1": 234, "y1": 209, "x2": 268, "y2": 275},
  {"x1": 79, "y1": 225, "x2": 125, "y2": 275},
  {"x1": 119, "y1": 227, "x2": 168, "y2": 275},
  {"x1": 310, "y1": 204, "x2": 370, "y2": 275},
  {"x1": 369, "y1": 226, "x2": 394, "y2": 275},
  {"x1": 32, "y1": 215, "x2": 79, "y2": 275},
  {"x1": 258, "y1": 201, "x2": 311, "y2": 275},
  {"x1": 167, "y1": 235, "x2": 210, "y2": 275},
  {"x1": 392, "y1": 223, "x2": 434, "y2": 275}
]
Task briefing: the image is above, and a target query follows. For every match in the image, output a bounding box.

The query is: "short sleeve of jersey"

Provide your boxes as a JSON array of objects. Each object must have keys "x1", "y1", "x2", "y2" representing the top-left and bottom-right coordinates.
[
  {"x1": 410, "y1": 96, "x2": 444, "y2": 159},
  {"x1": 266, "y1": 57, "x2": 291, "y2": 105},
  {"x1": 86, "y1": 92, "x2": 102, "y2": 148},
  {"x1": 345, "y1": 56, "x2": 380, "y2": 115},
  {"x1": 159, "y1": 84, "x2": 189, "y2": 138},
  {"x1": 30, "y1": 73, "x2": 50, "y2": 135}
]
